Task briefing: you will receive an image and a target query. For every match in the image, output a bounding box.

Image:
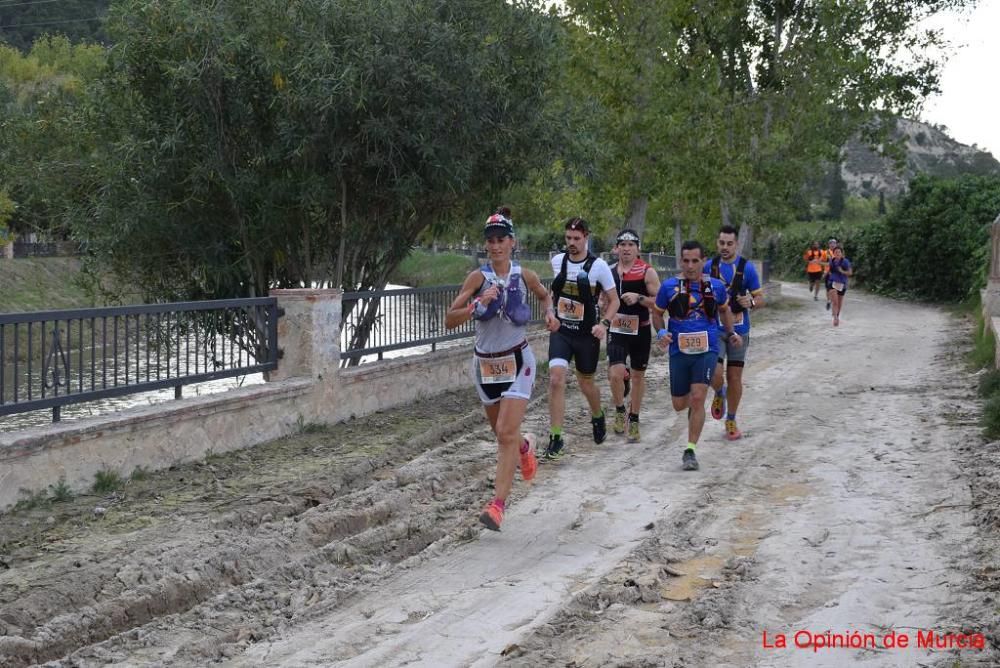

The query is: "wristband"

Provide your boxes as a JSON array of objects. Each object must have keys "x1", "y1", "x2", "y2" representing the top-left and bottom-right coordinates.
[
  {"x1": 600, "y1": 318, "x2": 611, "y2": 328},
  {"x1": 656, "y1": 328, "x2": 669, "y2": 341},
  {"x1": 470, "y1": 299, "x2": 488, "y2": 319}
]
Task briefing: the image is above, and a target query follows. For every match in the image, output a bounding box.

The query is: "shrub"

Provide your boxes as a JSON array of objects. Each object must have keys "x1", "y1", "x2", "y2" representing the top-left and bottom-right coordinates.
[
  {"x1": 983, "y1": 392, "x2": 1000, "y2": 440},
  {"x1": 92, "y1": 469, "x2": 123, "y2": 494},
  {"x1": 764, "y1": 175, "x2": 1000, "y2": 302},
  {"x1": 49, "y1": 477, "x2": 74, "y2": 503},
  {"x1": 879, "y1": 175, "x2": 1000, "y2": 301}
]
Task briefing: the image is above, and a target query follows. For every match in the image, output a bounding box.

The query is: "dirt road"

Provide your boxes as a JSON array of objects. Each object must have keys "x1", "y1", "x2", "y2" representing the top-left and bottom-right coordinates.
[{"x1": 1, "y1": 283, "x2": 997, "y2": 667}]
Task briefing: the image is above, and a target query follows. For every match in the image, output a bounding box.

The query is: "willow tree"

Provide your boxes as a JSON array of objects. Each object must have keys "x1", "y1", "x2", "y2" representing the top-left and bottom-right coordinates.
[{"x1": 80, "y1": 0, "x2": 563, "y2": 303}]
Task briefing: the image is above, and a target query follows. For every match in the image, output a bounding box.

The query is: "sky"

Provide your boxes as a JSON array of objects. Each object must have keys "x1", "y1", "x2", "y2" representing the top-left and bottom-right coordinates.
[{"x1": 918, "y1": 1, "x2": 1000, "y2": 156}]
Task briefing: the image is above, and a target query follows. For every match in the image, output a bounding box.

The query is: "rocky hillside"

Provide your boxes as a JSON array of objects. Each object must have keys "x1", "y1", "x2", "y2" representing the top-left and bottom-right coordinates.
[{"x1": 842, "y1": 117, "x2": 1000, "y2": 198}]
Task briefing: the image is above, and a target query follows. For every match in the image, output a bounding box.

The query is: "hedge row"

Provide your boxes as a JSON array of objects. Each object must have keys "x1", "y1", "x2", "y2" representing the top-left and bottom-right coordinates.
[{"x1": 764, "y1": 175, "x2": 1000, "y2": 301}]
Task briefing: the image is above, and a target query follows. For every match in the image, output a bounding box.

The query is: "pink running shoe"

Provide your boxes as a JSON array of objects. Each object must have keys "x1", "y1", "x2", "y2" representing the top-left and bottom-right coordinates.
[
  {"x1": 520, "y1": 434, "x2": 537, "y2": 482},
  {"x1": 479, "y1": 500, "x2": 504, "y2": 531}
]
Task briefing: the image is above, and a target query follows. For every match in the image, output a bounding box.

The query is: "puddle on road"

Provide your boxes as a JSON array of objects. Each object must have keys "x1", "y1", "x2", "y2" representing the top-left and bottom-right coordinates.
[
  {"x1": 657, "y1": 481, "x2": 815, "y2": 605},
  {"x1": 660, "y1": 554, "x2": 726, "y2": 602},
  {"x1": 767, "y1": 482, "x2": 811, "y2": 505}
]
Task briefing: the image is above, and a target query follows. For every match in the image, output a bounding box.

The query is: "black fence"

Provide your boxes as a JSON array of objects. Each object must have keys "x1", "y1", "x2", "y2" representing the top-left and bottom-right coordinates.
[
  {"x1": 341, "y1": 279, "x2": 554, "y2": 363},
  {"x1": 423, "y1": 247, "x2": 554, "y2": 263},
  {"x1": 645, "y1": 253, "x2": 678, "y2": 272},
  {"x1": 0, "y1": 298, "x2": 279, "y2": 422},
  {"x1": 10, "y1": 242, "x2": 83, "y2": 258}
]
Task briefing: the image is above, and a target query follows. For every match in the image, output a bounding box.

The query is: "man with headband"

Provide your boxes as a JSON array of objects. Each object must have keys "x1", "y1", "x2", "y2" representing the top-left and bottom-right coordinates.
[{"x1": 606, "y1": 229, "x2": 660, "y2": 441}]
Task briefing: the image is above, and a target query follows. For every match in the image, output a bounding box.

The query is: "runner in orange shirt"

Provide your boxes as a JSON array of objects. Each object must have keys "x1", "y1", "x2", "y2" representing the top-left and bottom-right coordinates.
[{"x1": 803, "y1": 241, "x2": 827, "y2": 301}]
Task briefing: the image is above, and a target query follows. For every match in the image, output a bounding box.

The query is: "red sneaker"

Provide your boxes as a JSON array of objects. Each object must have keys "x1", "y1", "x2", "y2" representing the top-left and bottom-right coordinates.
[
  {"x1": 725, "y1": 419, "x2": 743, "y2": 441},
  {"x1": 479, "y1": 500, "x2": 504, "y2": 531},
  {"x1": 519, "y1": 434, "x2": 537, "y2": 482}
]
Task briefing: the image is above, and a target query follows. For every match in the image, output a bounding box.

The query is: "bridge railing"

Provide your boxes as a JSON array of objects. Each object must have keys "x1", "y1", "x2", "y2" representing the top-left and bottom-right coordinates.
[
  {"x1": 340, "y1": 279, "x2": 554, "y2": 363},
  {"x1": 0, "y1": 298, "x2": 279, "y2": 422}
]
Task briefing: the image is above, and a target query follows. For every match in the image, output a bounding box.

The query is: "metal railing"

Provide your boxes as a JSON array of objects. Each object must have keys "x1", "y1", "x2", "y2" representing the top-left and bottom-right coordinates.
[
  {"x1": 646, "y1": 253, "x2": 678, "y2": 272},
  {"x1": 341, "y1": 279, "x2": 554, "y2": 362},
  {"x1": 0, "y1": 298, "x2": 279, "y2": 422},
  {"x1": 10, "y1": 242, "x2": 83, "y2": 258},
  {"x1": 421, "y1": 247, "x2": 554, "y2": 262}
]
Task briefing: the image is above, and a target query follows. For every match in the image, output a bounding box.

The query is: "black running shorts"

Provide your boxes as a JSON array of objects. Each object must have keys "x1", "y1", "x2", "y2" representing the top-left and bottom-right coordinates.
[
  {"x1": 607, "y1": 324, "x2": 651, "y2": 371},
  {"x1": 548, "y1": 328, "x2": 600, "y2": 376}
]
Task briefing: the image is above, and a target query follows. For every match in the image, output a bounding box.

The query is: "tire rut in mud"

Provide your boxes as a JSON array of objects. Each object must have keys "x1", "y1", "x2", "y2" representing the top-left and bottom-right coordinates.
[
  {"x1": 0, "y1": 390, "x2": 517, "y2": 667},
  {"x1": 497, "y1": 466, "x2": 761, "y2": 668}
]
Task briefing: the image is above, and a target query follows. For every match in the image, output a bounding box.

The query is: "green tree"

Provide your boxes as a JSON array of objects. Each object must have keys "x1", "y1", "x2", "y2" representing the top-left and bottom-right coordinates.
[
  {"x1": 0, "y1": 37, "x2": 105, "y2": 239},
  {"x1": 558, "y1": 0, "x2": 975, "y2": 255},
  {"x1": 877, "y1": 174, "x2": 1000, "y2": 300},
  {"x1": 0, "y1": 187, "x2": 14, "y2": 237},
  {"x1": 80, "y1": 0, "x2": 563, "y2": 355},
  {"x1": 0, "y1": 2, "x2": 110, "y2": 52}
]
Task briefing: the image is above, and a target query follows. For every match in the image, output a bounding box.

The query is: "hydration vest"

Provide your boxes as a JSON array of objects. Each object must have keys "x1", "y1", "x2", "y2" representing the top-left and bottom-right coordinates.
[
  {"x1": 611, "y1": 259, "x2": 651, "y2": 321},
  {"x1": 666, "y1": 279, "x2": 718, "y2": 321},
  {"x1": 710, "y1": 255, "x2": 748, "y2": 314},
  {"x1": 477, "y1": 261, "x2": 531, "y2": 326},
  {"x1": 550, "y1": 252, "x2": 599, "y2": 329}
]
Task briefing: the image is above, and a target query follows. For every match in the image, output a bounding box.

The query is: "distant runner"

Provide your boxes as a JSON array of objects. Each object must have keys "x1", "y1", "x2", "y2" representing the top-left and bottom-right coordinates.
[
  {"x1": 824, "y1": 238, "x2": 839, "y2": 311},
  {"x1": 826, "y1": 246, "x2": 853, "y2": 327},
  {"x1": 606, "y1": 229, "x2": 660, "y2": 442},
  {"x1": 704, "y1": 225, "x2": 764, "y2": 442},
  {"x1": 544, "y1": 217, "x2": 620, "y2": 460},
  {"x1": 652, "y1": 240, "x2": 741, "y2": 471},
  {"x1": 803, "y1": 241, "x2": 827, "y2": 301},
  {"x1": 445, "y1": 207, "x2": 553, "y2": 531}
]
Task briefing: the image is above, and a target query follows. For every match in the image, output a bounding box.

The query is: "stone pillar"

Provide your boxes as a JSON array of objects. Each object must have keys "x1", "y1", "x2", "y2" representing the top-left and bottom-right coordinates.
[
  {"x1": 983, "y1": 214, "x2": 1000, "y2": 318},
  {"x1": 267, "y1": 289, "x2": 342, "y2": 382},
  {"x1": 991, "y1": 214, "x2": 1000, "y2": 280}
]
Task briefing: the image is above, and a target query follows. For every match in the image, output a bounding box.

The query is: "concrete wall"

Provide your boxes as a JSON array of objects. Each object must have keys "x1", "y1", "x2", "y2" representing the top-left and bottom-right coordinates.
[
  {"x1": 0, "y1": 288, "x2": 550, "y2": 510},
  {"x1": 981, "y1": 214, "x2": 1000, "y2": 368}
]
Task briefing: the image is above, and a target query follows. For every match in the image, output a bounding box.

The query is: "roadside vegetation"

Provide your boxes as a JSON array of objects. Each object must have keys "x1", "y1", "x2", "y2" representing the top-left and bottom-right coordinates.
[
  {"x1": 391, "y1": 250, "x2": 553, "y2": 288},
  {"x1": 0, "y1": 258, "x2": 92, "y2": 312},
  {"x1": 765, "y1": 175, "x2": 1000, "y2": 302}
]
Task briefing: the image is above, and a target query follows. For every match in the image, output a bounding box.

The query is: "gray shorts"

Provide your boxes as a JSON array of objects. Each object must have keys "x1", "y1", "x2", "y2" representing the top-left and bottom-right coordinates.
[
  {"x1": 717, "y1": 332, "x2": 750, "y2": 366},
  {"x1": 471, "y1": 344, "x2": 536, "y2": 405}
]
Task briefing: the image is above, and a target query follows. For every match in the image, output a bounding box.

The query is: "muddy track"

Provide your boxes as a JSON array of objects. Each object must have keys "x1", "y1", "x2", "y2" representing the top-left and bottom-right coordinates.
[
  {"x1": 2, "y1": 285, "x2": 999, "y2": 667},
  {"x1": 0, "y1": 391, "x2": 520, "y2": 666}
]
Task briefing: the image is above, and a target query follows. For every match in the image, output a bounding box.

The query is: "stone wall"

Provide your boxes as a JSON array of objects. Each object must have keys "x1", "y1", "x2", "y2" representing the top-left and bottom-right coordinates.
[{"x1": 0, "y1": 288, "x2": 553, "y2": 510}]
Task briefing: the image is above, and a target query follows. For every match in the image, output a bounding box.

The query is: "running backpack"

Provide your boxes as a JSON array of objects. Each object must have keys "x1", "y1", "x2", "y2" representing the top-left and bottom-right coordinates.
[
  {"x1": 550, "y1": 253, "x2": 599, "y2": 327},
  {"x1": 666, "y1": 279, "x2": 718, "y2": 320},
  {"x1": 710, "y1": 256, "x2": 748, "y2": 314},
  {"x1": 478, "y1": 262, "x2": 531, "y2": 326}
]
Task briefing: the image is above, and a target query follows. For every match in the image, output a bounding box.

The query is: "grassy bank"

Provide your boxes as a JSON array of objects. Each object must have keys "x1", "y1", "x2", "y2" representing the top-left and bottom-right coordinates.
[
  {"x1": 0, "y1": 257, "x2": 96, "y2": 313},
  {"x1": 391, "y1": 249, "x2": 553, "y2": 287}
]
